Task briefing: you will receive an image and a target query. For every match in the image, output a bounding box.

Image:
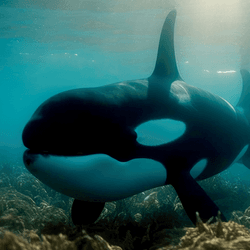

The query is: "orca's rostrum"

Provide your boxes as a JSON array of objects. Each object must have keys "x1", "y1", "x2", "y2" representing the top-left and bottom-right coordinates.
[{"x1": 22, "y1": 10, "x2": 250, "y2": 226}]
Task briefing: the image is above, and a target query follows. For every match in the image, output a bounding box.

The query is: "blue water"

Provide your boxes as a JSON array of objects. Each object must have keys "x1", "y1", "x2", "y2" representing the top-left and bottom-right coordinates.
[{"x1": 0, "y1": 3, "x2": 249, "y2": 185}]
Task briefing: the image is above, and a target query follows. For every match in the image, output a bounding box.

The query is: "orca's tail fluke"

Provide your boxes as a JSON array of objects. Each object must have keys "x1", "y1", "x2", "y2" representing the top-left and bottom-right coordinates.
[
  {"x1": 150, "y1": 9, "x2": 181, "y2": 82},
  {"x1": 237, "y1": 69, "x2": 250, "y2": 114},
  {"x1": 236, "y1": 69, "x2": 250, "y2": 170}
]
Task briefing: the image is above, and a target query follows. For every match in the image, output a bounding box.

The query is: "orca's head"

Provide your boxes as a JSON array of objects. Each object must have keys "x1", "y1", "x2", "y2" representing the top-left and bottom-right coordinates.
[
  {"x1": 22, "y1": 89, "x2": 138, "y2": 161},
  {"x1": 22, "y1": 88, "x2": 168, "y2": 203}
]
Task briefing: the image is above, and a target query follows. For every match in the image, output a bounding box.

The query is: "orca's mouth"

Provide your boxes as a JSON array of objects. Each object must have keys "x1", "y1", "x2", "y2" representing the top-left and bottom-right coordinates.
[
  {"x1": 23, "y1": 149, "x2": 98, "y2": 170},
  {"x1": 24, "y1": 149, "x2": 90, "y2": 157},
  {"x1": 23, "y1": 150, "x2": 36, "y2": 167}
]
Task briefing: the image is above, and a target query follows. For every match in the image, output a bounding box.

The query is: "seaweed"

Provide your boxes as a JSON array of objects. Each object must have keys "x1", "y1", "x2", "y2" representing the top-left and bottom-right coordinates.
[
  {"x1": 1, "y1": 161, "x2": 250, "y2": 249},
  {"x1": 0, "y1": 188, "x2": 69, "y2": 235},
  {"x1": 176, "y1": 212, "x2": 250, "y2": 250}
]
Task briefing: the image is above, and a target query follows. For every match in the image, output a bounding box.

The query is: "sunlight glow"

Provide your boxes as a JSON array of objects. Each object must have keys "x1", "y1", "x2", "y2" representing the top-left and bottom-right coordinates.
[
  {"x1": 201, "y1": 0, "x2": 240, "y2": 7},
  {"x1": 182, "y1": 0, "x2": 243, "y2": 46}
]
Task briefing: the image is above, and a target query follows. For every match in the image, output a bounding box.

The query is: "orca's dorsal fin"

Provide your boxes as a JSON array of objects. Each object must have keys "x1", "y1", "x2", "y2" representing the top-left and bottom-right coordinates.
[
  {"x1": 237, "y1": 69, "x2": 250, "y2": 113},
  {"x1": 151, "y1": 9, "x2": 180, "y2": 81}
]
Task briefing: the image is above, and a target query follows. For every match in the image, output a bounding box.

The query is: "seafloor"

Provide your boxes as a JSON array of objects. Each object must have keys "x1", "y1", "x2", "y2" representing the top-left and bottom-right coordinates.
[{"x1": 1, "y1": 161, "x2": 250, "y2": 249}]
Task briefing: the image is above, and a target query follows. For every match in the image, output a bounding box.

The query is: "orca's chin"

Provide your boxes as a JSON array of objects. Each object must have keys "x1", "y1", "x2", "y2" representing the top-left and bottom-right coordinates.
[{"x1": 22, "y1": 149, "x2": 167, "y2": 202}]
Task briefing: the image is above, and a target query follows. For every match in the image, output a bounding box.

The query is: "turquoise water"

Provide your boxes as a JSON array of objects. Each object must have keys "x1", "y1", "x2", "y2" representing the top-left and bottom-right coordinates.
[{"x1": 0, "y1": 2, "x2": 249, "y2": 185}]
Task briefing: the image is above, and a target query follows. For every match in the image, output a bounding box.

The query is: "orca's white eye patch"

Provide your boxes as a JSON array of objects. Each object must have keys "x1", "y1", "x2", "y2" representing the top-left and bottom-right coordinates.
[
  {"x1": 190, "y1": 159, "x2": 207, "y2": 179},
  {"x1": 135, "y1": 119, "x2": 186, "y2": 146}
]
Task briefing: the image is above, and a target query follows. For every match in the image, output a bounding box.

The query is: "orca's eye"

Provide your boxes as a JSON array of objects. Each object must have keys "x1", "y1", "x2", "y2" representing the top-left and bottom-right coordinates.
[{"x1": 135, "y1": 119, "x2": 186, "y2": 146}]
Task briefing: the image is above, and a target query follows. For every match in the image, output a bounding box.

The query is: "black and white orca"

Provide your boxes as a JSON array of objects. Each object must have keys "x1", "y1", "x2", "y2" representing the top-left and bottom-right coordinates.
[{"x1": 22, "y1": 10, "x2": 250, "y2": 225}]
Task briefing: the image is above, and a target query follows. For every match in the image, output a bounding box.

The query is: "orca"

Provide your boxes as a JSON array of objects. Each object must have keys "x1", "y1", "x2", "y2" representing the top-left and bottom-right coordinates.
[{"x1": 22, "y1": 10, "x2": 250, "y2": 226}]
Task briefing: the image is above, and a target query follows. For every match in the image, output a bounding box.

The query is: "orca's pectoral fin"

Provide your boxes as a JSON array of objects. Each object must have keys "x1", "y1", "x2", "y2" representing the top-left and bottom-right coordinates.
[
  {"x1": 71, "y1": 199, "x2": 105, "y2": 226},
  {"x1": 170, "y1": 172, "x2": 227, "y2": 224}
]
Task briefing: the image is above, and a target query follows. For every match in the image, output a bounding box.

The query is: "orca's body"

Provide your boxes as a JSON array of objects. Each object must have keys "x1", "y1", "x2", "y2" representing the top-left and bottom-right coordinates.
[{"x1": 22, "y1": 10, "x2": 250, "y2": 225}]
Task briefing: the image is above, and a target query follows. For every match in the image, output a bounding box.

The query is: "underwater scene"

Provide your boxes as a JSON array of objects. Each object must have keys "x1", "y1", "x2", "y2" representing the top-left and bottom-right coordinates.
[{"x1": 2, "y1": 0, "x2": 250, "y2": 249}]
